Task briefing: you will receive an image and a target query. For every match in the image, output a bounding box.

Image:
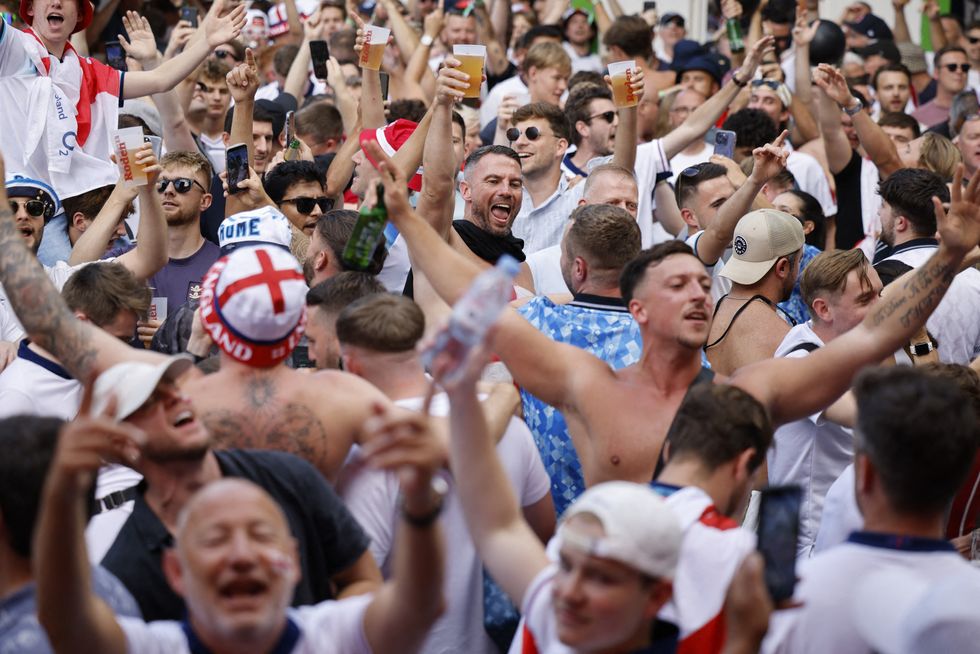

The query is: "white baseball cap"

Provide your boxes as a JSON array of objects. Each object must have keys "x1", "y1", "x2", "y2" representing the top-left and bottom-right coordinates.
[
  {"x1": 93, "y1": 357, "x2": 193, "y2": 421},
  {"x1": 199, "y1": 245, "x2": 307, "y2": 368},
  {"x1": 720, "y1": 209, "x2": 805, "y2": 286},
  {"x1": 217, "y1": 206, "x2": 293, "y2": 255},
  {"x1": 852, "y1": 567, "x2": 980, "y2": 654},
  {"x1": 557, "y1": 481, "x2": 683, "y2": 579}
]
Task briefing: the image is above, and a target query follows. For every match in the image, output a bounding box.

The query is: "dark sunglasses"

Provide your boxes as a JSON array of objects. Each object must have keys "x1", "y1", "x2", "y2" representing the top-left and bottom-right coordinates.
[
  {"x1": 9, "y1": 198, "x2": 47, "y2": 218},
  {"x1": 506, "y1": 126, "x2": 541, "y2": 141},
  {"x1": 156, "y1": 177, "x2": 208, "y2": 194},
  {"x1": 679, "y1": 162, "x2": 711, "y2": 178},
  {"x1": 944, "y1": 63, "x2": 971, "y2": 73},
  {"x1": 213, "y1": 50, "x2": 237, "y2": 60},
  {"x1": 281, "y1": 196, "x2": 333, "y2": 214},
  {"x1": 751, "y1": 79, "x2": 781, "y2": 90},
  {"x1": 588, "y1": 111, "x2": 616, "y2": 124},
  {"x1": 968, "y1": 36, "x2": 980, "y2": 44}
]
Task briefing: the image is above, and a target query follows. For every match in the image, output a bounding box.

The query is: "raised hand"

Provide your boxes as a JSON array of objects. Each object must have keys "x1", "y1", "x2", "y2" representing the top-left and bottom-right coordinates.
[
  {"x1": 604, "y1": 67, "x2": 645, "y2": 104},
  {"x1": 813, "y1": 63, "x2": 853, "y2": 106},
  {"x1": 742, "y1": 34, "x2": 776, "y2": 76},
  {"x1": 226, "y1": 48, "x2": 260, "y2": 103},
  {"x1": 424, "y1": 6, "x2": 445, "y2": 40},
  {"x1": 134, "y1": 143, "x2": 161, "y2": 184},
  {"x1": 436, "y1": 56, "x2": 470, "y2": 105},
  {"x1": 360, "y1": 402, "x2": 446, "y2": 496},
  {"x1": 163, "y1": 19, "x2": 195, "y2": 60},
  {"x1": 748, "y1": 129, "x2": 790, "y2": 184},
  {"x1": 303, "y1": 7, "x2": 324, "y2": 41},
  {"x1": 793, "y1": 6, "x2": 819, "y2": 48},
  {"x1": 203, "y1": 0, "x2": 247, "y2": 49},
  {"x1": 119, "y1": 11, "x2": 160, "y2": 65},
  {"x1": 497, "y1": 94, "x2": 520, "y2": 129},
  {"x1": 934, "y1": 164, "x2": 980, "y2": 255},
  {"x1": 722, "y1": 0, "x2": 743, "y2": 20},
  {"x1": 924, "y1": 0, "x2": 940, "y2": 19}
]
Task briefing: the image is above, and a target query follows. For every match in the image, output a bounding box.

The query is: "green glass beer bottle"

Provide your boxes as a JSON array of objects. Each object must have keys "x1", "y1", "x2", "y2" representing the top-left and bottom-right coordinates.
[
  {"x1": 342, "y1": 183, "x2": 387, "y2": 270},
  {"x1": 727, "y1": 18, "x2": 745, "y2": 54}
]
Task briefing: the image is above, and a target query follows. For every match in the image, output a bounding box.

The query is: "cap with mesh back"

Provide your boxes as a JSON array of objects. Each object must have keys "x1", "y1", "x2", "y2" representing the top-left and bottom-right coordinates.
[
  {"x1": 199, "y1": 245, "x2": 307, "y2": 368},
  {"x1": 557, "y1": 481, "x2": 683, "y2": 579},
  {"x1": 720, "y1": 209, "x2": 805, "y2": 286}
]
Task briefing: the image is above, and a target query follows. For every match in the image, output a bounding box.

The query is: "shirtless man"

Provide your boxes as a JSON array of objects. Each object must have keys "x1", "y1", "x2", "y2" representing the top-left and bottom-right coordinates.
[
  {"x1": 366, "y1": 139, "x2": 980, "y2": 486},
  {"x1": 0, "y1": 150, "x2": 387, "y2": 484}
]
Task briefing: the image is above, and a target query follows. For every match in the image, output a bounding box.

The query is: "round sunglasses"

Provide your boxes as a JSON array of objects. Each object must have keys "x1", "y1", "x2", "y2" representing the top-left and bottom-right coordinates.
[
  {"x1": 156, "y1": 177, "x2": 208, "y2": 194},
  {"x1": 280, "y1": 196, "x2": 333, "y2": 215},
  {"x1": 506, "y1": 126, "x2": 542, "y2": 142}
]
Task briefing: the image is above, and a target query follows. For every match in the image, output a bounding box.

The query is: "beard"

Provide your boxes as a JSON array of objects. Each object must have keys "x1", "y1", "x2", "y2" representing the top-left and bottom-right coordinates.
[
  {"x1": 470, "y1": 204, "x2": 513, "y2": 237},
  {"x1": 142, "y1": 437, "x2": 212, "y2": 464}
]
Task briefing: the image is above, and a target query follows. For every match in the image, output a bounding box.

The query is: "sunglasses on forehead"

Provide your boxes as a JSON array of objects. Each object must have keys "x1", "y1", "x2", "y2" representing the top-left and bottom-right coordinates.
[
  {"x1": 751, "y1": 79, "x2": 781, "y2": 90},
  {"x1": 156, "y1": 177, "x2": 208, "y2": 194},
  {"x1": 9, "y1": 198, "x2": 49, "y2": 218},
  {"x1": 280, "y1": 196, "x2": 333, "y2": 215}
]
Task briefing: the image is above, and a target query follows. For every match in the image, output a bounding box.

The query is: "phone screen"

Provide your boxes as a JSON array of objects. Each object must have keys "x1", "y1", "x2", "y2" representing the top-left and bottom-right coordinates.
[
  {"x1": 714, "y1": 130, "x2": 737, "y2": 160},
  {"x1": 180, "y1": 5, "x2": 198, "y2": 27},
  {"x1": 225, "y1": 144, "x2": 249, "y2": 195},
  {"x1": 310, "y1": 40, "x2": 329, "y2": 80},
  {"x1": 144, "y1": 135, "x2": 163, "y2": 160},
  {"x1": 106, "y1": 41, "x2": 127, "y2": 71},
  {"x1": 757, "y1": 485, "x2": 802, "y2": 603},
  {"x1": 380, "y1": 72, "x2": 390, "y2": 101}
]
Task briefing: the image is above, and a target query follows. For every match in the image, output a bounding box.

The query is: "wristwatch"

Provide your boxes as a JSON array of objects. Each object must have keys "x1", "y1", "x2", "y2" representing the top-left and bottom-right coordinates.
[
  {"x1": 843, "y1": 99, "x2": 864, "y2": 116},
  {"x1": 732, "y1": 70, "x2": 748, "y2": 88},
  {"x1": 420, "y1": 34, "x2": 434, "y2": 48},
  {"x1": 399, "y1": 475, "x2": 449, "y2": 527},
  {"x1": 909, "y1": 339, "x2": 937, "y2": 357}
]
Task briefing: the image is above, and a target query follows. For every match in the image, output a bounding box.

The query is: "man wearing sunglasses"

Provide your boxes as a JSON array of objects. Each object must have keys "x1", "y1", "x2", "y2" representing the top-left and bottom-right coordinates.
[
  {"x1": 263, "y1": 160, "x2": 332, "y2": 237},
  {"x1": 147, "y1": 151, "x2": 220, "y2": 314},
  {"x1": 911, "y1": 45, "x2": 971, "y2": 130},
  {"x1": 563, "y1": 84, "x2": 618, "y2": 178}
]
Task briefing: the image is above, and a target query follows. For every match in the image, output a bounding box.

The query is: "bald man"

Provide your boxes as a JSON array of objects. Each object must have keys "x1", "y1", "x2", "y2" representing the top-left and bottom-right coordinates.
[{"x1": 35, "y1": 402, "x2": 447, "y2": 654}]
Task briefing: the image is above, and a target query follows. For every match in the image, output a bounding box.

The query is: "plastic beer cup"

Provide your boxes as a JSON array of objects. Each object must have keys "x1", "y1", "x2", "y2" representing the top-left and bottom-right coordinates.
[
  {"x1": 608, "y1": 60, "x2": 639, "y2": 108},
  {"x1": 113, "y1": 126, "x2": 148, "y2": 187},
  {"x1": 453, "y1": 44, "x2": 486, "y2": 98},
  {"x1": 360, "y1": 25, "x2": 390, "y2": 71}
]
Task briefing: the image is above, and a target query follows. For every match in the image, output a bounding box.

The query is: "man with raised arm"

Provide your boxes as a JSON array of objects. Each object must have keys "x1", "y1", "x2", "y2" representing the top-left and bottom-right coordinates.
[
  {"x1": 364, "y1": 137, "x2": 980, "y2": 489},
  {"x1": 34, "y1": 384, "x2": 446, "y2": 654},
  {"x1": 0, "y1": 0, "x2": 246, "y2": 198}
]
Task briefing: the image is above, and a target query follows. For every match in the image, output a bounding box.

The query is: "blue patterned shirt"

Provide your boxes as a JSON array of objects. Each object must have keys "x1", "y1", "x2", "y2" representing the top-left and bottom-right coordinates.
[
  {"x1": 778, "y1": 244, "x2": 822, "y2": 325},
  {"x1": 517, "y1": 294, "x2": 642, "y2": 516}
]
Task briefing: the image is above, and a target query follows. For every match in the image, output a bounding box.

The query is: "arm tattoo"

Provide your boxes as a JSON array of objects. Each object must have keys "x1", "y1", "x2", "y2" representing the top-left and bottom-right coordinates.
[
  {"x1": 0, "y1": 210, "x2": 99, "y2": 379},
  {"x1": 871, "y1": 253, "x2": 955, "y2": 329}
]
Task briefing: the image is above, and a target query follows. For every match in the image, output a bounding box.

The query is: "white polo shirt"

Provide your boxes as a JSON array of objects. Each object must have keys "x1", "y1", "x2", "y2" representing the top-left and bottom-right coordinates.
[
  {"x1": 762, "y1": 533, "x2": 980, "y2": 654},
  {"x1": 684, "y1": 230, "x2": 732, "y2": 303},
  {"x1": 768, "y1": 323, "x2": 854, "y2": 559},
  {"x1": 813, "y1": 464, "x2": 863, "y2": 554},
  {"x1": 118, "y1": 594, "x2": 373, "y2": 653}
]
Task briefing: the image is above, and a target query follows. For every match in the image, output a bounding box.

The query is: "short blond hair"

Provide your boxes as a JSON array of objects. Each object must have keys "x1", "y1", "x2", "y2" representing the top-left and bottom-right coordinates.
[
  {"x1": 918, "y1": 132, "x2": 961, "y2": 179},
  {"x1": 800, "y1": 249, "x2": 871, "y2": 309},
  {"x1": 160, "y1": 150, "x2": 214, "y2": 188}
]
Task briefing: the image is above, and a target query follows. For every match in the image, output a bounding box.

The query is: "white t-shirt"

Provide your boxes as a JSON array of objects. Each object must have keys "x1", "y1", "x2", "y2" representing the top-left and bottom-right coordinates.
[
  {"x1": 562, "y1": 43, "x2": 603, "y2": 74},
  {"x1": 812, "y1": 464, "x2": 862, "y2": 555},
  {"x1": 768, "y1": 323, "x2": 853, "y2": 559},
  {"x1": 118, "y1": 594, "x2": 374, "y2": 653},
  {"x1": 785, "y1": 150, "x2": 836, "y2": 218},
  {"x1": 339, "y1": 392, "x2": 550, "y2": 654},
  {"x1": 762, "y1": 535, "x2": 980, "y2": 654},
  {"x1": 198, "y1": 132, "x2": 227, "y2": 175},
  {"x1": 526, "y1": 244, "x2": 569, "y2": 295},
  {"x1": 0, "y1": 341, "x2": 80, "y2": 419},
  {"x1": 668, "y1": 141, "x2": 712, "y2": 185}
]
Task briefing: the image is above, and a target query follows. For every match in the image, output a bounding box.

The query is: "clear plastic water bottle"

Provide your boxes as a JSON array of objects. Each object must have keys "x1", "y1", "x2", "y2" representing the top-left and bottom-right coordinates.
[{"x1": 423, "y1": 254, "x2": 520, "y2": 383}]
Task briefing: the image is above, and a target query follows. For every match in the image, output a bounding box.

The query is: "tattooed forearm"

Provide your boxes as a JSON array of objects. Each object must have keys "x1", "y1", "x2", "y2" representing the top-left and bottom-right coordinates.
[
  {"x1": 869, "y1": 249, "x2": 957, "y2": 333},
  {"x1": 0, "y1": 210, "x2": 99, "y2": 379}
]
